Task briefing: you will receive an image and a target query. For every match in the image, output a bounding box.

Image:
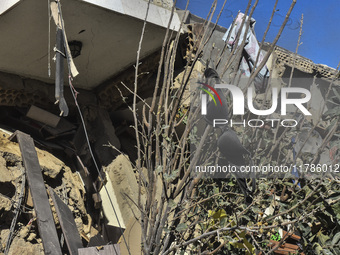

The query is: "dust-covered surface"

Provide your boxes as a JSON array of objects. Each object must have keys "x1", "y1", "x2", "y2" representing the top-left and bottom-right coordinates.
[{"x1": 0, "y1": 130, "x2": 91, "y2": 254}]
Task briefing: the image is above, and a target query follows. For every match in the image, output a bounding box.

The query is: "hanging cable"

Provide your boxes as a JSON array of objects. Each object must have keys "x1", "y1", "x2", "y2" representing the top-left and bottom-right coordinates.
[
  {"x1": 5, "y1": 168, "x2": 26, "y2": 255},
  {"x1": 54, "y1": 1, "x2": 131, "y2": 254},
  {"x1": 48, "y1": 0, "x2": 51, "y2": 77}
]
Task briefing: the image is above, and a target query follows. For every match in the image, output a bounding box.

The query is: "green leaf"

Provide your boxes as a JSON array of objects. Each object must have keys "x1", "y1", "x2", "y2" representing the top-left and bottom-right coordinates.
[
  {"x1": 156, "y1": 165, "x2": 163, "y2": 174},
  {"x1": 241, "y1": 215, "x2": 251, "y2": 221},
  {"x1": 209, "y1": 209, "x2": 227, "y2": 219},
  {"x1": 322, "y1": 208, "x2": 335, "y2": 223},
  {"x1": 331, "y1": 202, "x2": 340, "y2": 219},
  {"x1": 258, "y1": 183, "x2": 267, "y2": 191},
  {"x1": 228, "y1": 181, "x2": 235, "y2": 187},
  {"x1": 163, "y1": 170, "x2": 179, "y2": 182},
  {"x1": 322, "y1": 249, "x2": 334, "y2": 255},
  {"x1": 317, "y1": 231, "x2": 330, "y2": 246},
  {"x1": 284, "y1": 182, "x2": 294, "y2": 187},
  {"x1": 333, "y1": 248, "x2": 340, "y2": 255},
  {"x1": 324, "y1": 106, "x2": 340, "y2": 118},
  {"x1": 251, "y1": 206, "x2": 261, "y2": 214},
  {"x1": 332, "y1": 232, "x2": 340, "y2": 246},
  {"x1": 313, "y1": 243, "x2": 323, "y2": 255},
  {"x1": 302, "y1": 184, "x2": 312, "y2": 194},
  {"x1": 176, "y1": 223, "x2": 188, "y2": 232},
  {"x1": 298, "y1": 223, "x2": 311, "y2": 236}
]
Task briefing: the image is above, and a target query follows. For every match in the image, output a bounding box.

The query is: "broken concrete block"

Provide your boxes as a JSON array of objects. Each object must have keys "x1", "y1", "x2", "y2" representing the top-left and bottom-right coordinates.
[
  {"x1": 100, "y1": 170, "x2": 126, "y2": 229},
  {"x1": 104, "y1": 154, "x2": 139, "y2": 227},
  {"x1": 119, "y1": 218, "x2": 141, "y2": 255},
  {"x1": 26, "y1": 105, "x2": 60, "y2": 128}
]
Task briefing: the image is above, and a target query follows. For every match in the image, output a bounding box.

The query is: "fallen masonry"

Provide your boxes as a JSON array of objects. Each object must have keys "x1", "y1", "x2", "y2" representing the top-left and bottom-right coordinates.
[{"x1": 0, "y1": 129, "x2": 116, "y2": 254}]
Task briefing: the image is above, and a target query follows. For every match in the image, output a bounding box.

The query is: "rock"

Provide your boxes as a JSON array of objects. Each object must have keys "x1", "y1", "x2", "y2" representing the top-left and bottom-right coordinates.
[
  {"x1": 0, "y1": 229, "x2": 10, "y2": 247},
  {"x1": 36, "y1": 151, "x2": 65, "y2": 179},
  {"x1": 0, "y1": 157, "x2": 12, "y2": 183},
  {"x1": 0, "y1": 131, "x2": 65, "y2": 179},
  {"x1": 8, "y1": 238, "x2": 43, "y2": 255},
  {"x1": 19, "y1": 226, "x2": 30, "y2": 239},
  {"x1": 26, "y1": 233, "x2": 36, "y2": 242},
  {"x1": 6, "y1": 166, "x2": 21, "y2": 181},
  {"x1": 83, "y1": 214, "x2": 92, "y2": 234},
  {"x1": 0, "y1": 195, "x2": 12, "y2": 212},
  {"x1": 74, "y1": 217, "x2": 83, "y2": 233},
  {"x1": 63, "y1": 171, "x2": 86, "y2": 215},
  {"x1": 49, "y1": 199, "x2": 60, "y2": 226}
]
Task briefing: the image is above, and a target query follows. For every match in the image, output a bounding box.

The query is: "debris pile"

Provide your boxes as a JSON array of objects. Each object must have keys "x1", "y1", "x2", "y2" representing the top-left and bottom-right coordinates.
[{"x1": 0, "y1": 130, "x2": 90, "y2": 254}]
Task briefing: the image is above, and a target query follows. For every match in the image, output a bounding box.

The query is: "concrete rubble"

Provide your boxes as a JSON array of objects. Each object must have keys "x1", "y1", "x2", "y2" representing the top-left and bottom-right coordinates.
[{"x1": 0, "y1": 130, "x2": 88, "y2": 255}]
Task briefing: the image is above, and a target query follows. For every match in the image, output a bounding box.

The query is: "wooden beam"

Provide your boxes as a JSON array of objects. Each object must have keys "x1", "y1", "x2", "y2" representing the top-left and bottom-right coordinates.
[
  {"x1": 49, "y1": 187, "x2": 83, "y2": 255},
  {"x1": 87, "y1": 233, "x2": 106, "y2": 247},
  {"x1": 78, "y1": 244, "x2": 120, "y2": 255},
  {"x1": 9, "y1": 131, "x2": 62, "y2": 255},
  {"x1": 282, "y1": 230, "x2": 301, "y2": 241}
]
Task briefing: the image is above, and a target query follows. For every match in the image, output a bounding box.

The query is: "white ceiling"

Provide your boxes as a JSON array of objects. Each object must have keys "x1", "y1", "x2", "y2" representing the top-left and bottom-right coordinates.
[
  {"x1": 0, "y1": 0, "x2": 20, "y2": 15},
  {"x1": 0, "y1": 0, "x2": 180, "y2": 89}
]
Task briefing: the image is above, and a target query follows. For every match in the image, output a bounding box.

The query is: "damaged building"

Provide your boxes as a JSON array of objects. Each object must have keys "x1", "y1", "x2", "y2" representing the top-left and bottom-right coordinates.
[
  {"x1": 0, "y1": 0, "x2": 180, "y2": 254},
  {"x1": 0, "y1": 0, "x2": 339, "y2": 255}
]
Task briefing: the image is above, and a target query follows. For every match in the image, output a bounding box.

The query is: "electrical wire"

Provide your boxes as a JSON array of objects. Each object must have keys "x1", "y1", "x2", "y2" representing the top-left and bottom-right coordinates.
[
  {"x1": 0, "y1": 193, "x2": 34, "y2": 213},
  {"x1": 4, "y1": 169, "x2": 26, "y2": 255},
  {"x1": 54, "y1": 1, "x2": 131, "y2": 254},
  {"x1": 48, "y1": 0, "x2": 51, "y2": 77}
]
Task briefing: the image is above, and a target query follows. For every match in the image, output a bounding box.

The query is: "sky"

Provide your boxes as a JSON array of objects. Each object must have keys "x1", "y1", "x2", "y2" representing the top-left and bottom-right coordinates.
[{"x1": 176, "y1": 0, "x2": 340, "y2": 69}]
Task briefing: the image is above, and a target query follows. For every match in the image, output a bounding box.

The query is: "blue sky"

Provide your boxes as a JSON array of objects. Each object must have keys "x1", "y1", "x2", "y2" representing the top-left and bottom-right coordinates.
[{"x1": 176, "y1": 0, "x2": 340, "y2": 68}]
